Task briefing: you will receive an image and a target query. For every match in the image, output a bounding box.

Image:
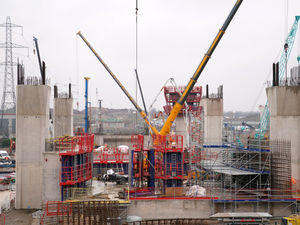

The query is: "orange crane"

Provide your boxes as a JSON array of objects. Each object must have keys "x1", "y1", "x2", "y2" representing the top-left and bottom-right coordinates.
[{"x1": 77, "y1": 0, "x2": 243, "y2": 136}]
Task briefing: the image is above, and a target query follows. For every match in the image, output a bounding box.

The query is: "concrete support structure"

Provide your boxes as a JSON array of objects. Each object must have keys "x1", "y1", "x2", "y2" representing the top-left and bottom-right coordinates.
[
  {"x1": 128, "y1": 200, "x2": 292, "y2": 219},
  {"x1": 200, "y1": 97, "x2": 223, "y2": 145},
  {"x1": 42, "y1": 152, "x2": 61, "y2": 203},
  {"x1": 16, "y1": 85, "x2": 50, "y2": 209},
  {"x1": 54, "y1": 97, "x2": 73, "y2": 138},
  {"x1": 128, "y1": 199, "x2": 212, "y2": 219},
  {"x1": 94, "y1": 134, "x2": 151, "y2": 148},
  {"x1": 267, "y1": 86, "x2": 300, "y2": 193}
]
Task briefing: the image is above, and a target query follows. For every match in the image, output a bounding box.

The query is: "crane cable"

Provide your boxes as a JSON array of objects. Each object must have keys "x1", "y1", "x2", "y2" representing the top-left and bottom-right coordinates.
[{"x1": 135, "y1": 0, "x2": 138, "y2": 124}]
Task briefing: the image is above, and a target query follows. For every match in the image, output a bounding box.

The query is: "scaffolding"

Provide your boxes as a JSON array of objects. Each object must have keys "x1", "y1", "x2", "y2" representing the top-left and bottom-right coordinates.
[
  {"x1": 163, "y1": 85, "x2": 203, "y2": 186},
  {"x1": 197, "y1": 133, "x2": 300, "y2": 214},
  {"x1": 130, "y1": 134, "x2": 184, "y2": 195},
  {"x1": 185, "y1": 104, "x2": 204, "y2": 184},
  {"x1": 59, "y1": 134, "x2": 94, "y2": 201},
  {"x1": 93, "y1": 146, "x2": 129, "y2": 178}
]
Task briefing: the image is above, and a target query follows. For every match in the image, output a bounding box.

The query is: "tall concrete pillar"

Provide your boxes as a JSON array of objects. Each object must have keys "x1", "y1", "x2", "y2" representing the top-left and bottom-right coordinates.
[
  {"x1": 200, "y1": 97, "x2": 223, "y2": 145},
  {"x1": 267, "y1": 86, "x2": 300, "y2": 192},
  {"x1": 54, "y1": 97, "x2": 73, "y2": 137},
  {"x1": 15, "y1": 85, "x2": 50, "y2": 209}
]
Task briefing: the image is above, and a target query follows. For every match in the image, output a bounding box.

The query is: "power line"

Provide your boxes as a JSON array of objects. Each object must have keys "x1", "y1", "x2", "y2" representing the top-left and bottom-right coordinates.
[{"x1": 0, "y1": 17, "x2": 27, "y2": 134}]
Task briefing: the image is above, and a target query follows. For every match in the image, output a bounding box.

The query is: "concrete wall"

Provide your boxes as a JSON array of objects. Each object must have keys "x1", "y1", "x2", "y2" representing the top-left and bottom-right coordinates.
[
  {"x1": 54, "y1": 98, "x2": 73, "y2": 138},
  {"x1": 16, "y1": 85, "x2": 50, "y2": 209},
  {"x1": 128, "y1": 200, "x2": 293, "y2": 220},
  {"x1": 267, "y1": 86, "x2": 300, "y2": 192},
  {"x1": 200, "y1": 98, "x2": 223, "y2": 145},
  {"x1": 215, "y1": 202, "x2": 293, "y2": 218},
  {"x1": 42, "y1": 152, "x2": 61, "y2": 203},
  {"x1": 94, "y1": 135, "x2": 151, "y2": 148},
  {"x1": 128, "y1": 199, "x2": 212, "y2": 219}
]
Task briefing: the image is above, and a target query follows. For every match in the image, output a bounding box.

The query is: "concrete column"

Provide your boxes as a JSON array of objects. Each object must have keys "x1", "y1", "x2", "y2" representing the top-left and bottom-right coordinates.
[
  {"x1": 175, "y1": 116, "x2": 188, "y2": 148},
  {"x1": 267, "y1": 86, "x2": 300, "y2": 193},
  {"x1": 200, "y1": 97, "x2": 223, "y2": 145},
  {"x1": 15, "y1": 85, "x2": 50, "y2": 209},
  {"x1": 53, "y1": 98, "x2": 73, "y2": 137}
]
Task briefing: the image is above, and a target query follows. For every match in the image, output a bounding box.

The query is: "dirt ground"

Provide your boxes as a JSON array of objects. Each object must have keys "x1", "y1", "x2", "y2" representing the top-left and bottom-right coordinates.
[{"x1": 4, "y1": 208, "x2": 39, "y2": 225}]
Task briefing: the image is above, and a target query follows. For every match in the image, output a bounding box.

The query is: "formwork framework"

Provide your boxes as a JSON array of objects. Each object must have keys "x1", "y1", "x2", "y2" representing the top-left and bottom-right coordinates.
[
  {"x1": 130, "y1": 135, "x2": 155, "y2": 192},
  {"x1": 130, "y1": 134, "x2": 184, "y2": 195},
  {"x1": 59, "y1": 134, "x2": 94, "y2": 201},
  {"x1": 185, "y1": 104, "x2": 204, "y2": 184},
  {"x1": 163, "y1": 85, "x2": 203, "y2": 185},
  {"x1": 200, "y1": 133, "x2": 299, "y2": 214},
  {"x1": 163, "y1": 86, "x2": 202, "y2": 116},
  {"x1": 93, "y1": 146, "x2": 129, "y2": 178}
]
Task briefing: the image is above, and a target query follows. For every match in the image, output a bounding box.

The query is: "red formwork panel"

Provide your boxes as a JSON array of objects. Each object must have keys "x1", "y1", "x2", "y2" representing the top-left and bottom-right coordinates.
[
  {"x1": 131, "y1": 135, "x2": 144, "y2": 151},
  {"x1": 153, "y1": 135, "x2": 183, "y2": 152},
  {"x1": 163, "y1": 86, "x2": 202, "y2": 115},
  {"x1": 58, "y1": 134, "x2": 94, "y2": 156},
  {"x1": 60, "y1": 162, "x2": 92, "y2": 186},
  {"x1": 152, "y1": 135, "x2": 185, "y2": 180},
  {"x1": 59, "y1": 134, "x2": 94, "y2": 186},
  {"x1": 93, "y1": 147, "x2": 129, "y2": 164}
]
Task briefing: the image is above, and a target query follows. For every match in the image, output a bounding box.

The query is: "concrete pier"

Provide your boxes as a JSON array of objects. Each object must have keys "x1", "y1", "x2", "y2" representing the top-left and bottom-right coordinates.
[
  {"x1": 200, "y1": 97, "x2": 223, "y2": 145},
  {"x1": 15, "y1": 85, "x2": 50, "y2": 209},
  {"x1": 267, "y1": 86, "x2": 300, "y2": 193},
  {"x1": 53, "y1": 97, "x2": 73, "y2": 137}
]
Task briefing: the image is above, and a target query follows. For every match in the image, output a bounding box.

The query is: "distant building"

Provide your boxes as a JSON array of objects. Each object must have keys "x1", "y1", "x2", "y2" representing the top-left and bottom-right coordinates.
[{"x1": 102, "y1": 118, "x2": 125, "y2": 129}]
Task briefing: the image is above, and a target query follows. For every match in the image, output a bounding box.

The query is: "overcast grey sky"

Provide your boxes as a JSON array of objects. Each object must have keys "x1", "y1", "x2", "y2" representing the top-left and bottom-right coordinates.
[{"x1": 1, "y1": 0, "x2": 300, "y2": 112}]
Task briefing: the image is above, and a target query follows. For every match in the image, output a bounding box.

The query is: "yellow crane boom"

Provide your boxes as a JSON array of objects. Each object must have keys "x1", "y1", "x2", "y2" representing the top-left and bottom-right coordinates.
[
  {"x1": 160, "y1": 0, "x2": 243, "y2": 135},
  {"x1": 77, "y1": 0, "x2": 243, "y2": 136},
  {"x1": 77, "y1": 31, "x2": 159, "y2": 135}
]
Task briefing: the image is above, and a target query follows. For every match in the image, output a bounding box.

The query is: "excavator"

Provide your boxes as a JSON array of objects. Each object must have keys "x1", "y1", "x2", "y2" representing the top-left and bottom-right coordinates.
[{"x1": 77, "y1": 0, "x2": 243, "y2": 138}]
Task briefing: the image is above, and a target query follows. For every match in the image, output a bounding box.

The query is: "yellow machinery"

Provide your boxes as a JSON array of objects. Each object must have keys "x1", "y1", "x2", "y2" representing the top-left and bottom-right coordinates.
[
  {"x1": 77, "y1": 0, "x2": 243, "y2": 137},
  {"x1": 282, "y1": 214, "x2": 300, "y2": 225}
]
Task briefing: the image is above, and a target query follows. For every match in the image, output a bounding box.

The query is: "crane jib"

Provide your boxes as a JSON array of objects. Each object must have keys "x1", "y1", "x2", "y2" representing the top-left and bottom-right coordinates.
[
  {"x1": 76, "y1": 31, "x2": 159, "y2": 135},
  {"x1": 159, "y1": 0, "x2": 243, "y2": 135}
]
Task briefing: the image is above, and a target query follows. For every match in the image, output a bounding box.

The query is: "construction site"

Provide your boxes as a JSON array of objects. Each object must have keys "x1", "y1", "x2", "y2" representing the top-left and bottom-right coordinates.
[{"x1": 0, "y1": 0, "x2": 300, "y2": 224}]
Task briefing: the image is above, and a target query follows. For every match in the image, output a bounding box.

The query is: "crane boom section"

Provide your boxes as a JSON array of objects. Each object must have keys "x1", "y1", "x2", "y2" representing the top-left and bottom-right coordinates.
[
  {"x1": 77, "y1": 31, "x2": 159, "y2": 135},
  {"x1": 33, "y1": 37, "x2": 43, "y2": 78},
  {"x1": 160, "y1": 0, "x2": 243, "y2": 135}
]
